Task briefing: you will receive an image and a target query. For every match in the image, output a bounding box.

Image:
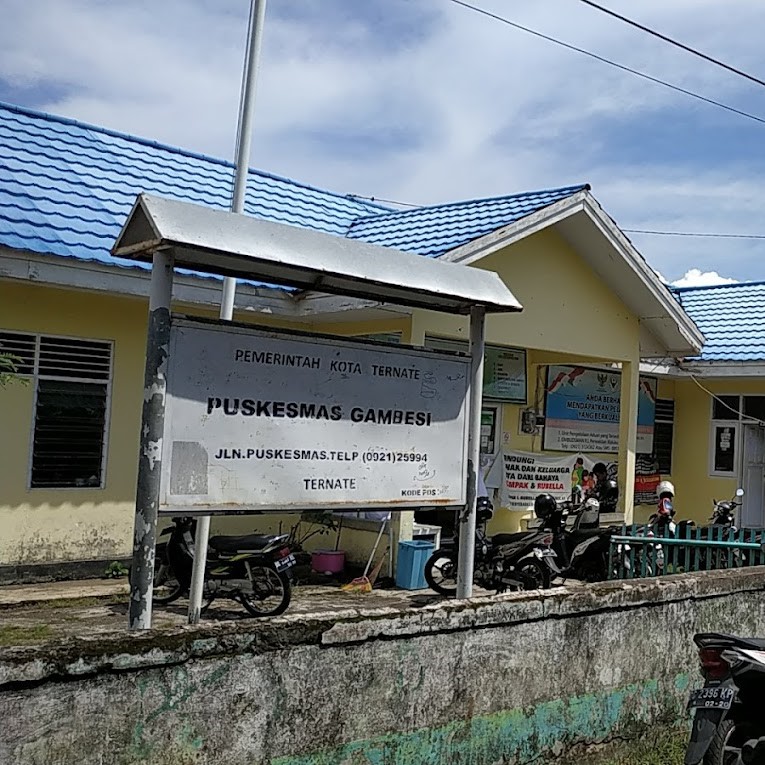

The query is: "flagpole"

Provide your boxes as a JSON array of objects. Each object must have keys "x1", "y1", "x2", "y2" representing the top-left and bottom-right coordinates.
[{"x1": 188, "y1": 0, "x2": 268, "y2": 625}]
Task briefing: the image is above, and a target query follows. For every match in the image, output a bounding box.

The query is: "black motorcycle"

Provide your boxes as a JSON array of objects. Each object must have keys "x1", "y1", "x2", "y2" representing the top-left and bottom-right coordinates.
[
  {"x1": 709, "y1": 489, "x2": 744, "y2": 529},
  {"x1": 422, "y1": 497, "x2": 552, "y2": 595},
  {"x1": 651, "y1": 490, "x2": 745, "y2": 574},
  {"x1": 533, "y1": 493, "x2": 622, "y2": 583},
  {"x1": 685, "y1": 632, "x2": 765, "y2": 765},
  {"x1": 152, "y1": 517, "x2": 295, "y2": 617}
]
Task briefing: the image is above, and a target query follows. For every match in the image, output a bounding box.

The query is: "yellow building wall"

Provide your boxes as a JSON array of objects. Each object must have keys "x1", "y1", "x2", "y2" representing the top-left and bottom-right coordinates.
[
  {"x1": 0, "y1": 280, "x2": 412, "y2": 567},
  {"x1": 410, "y1": 228, "x2": 643, "y2": 533},
  {"x1": 0, "y1": 282, "x2": 148, "y2": 564},
  {"x1": 667, "y1": 377, "x2": 765, "y2": 526},
  {"x1": 1, "y1": 227, "x2": 653, "y2": 566},
  {"x1": 411, "y1": 228, "x2": 639, "y2": 363}
]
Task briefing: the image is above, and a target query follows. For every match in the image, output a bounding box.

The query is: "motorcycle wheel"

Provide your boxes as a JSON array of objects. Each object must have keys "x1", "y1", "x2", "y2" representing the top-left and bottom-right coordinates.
[
  {"x1": 516, "y1": 557, "x2": 550, "y2": 590},
  {"x1": 703, "y1": 719, "x2": 750, "y2": 765},
  {"x1": 240, "y1": 565, "x2": 292, "y2": 617},
  {"x1": 152, "y1": 560, "x2": 184, "y2": 605},
  {"x1": 424, "y1": 551, "x2": 459, "y2": 596}
]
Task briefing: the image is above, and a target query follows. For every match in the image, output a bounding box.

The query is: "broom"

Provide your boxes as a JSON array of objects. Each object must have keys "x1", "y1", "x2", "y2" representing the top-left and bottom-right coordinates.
[{"x1": 341, "y1": 520, "x2": 387, "y2": 593}]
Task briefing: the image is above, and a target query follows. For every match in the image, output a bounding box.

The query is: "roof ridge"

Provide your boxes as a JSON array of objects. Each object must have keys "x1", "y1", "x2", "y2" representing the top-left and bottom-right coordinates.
[
  {"x1": 348, "y1": 183, "x2": 591, "y2": 224},
  {"x1": 0, "y1": 100, "x2": 392, "y2": 214},
  {"x1": 672, "y1": 280, "x2": 756, "y2": 293}
]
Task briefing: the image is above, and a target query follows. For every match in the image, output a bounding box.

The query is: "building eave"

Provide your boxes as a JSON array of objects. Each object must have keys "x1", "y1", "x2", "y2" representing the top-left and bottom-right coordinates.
[
  {"x1": 678, "y1": 360, "x2": 765, "y2": 378},
  {"x1": 439, "y1": 191, "x2": 705, "y2": 359},
  {"x1": 0, "y1": 247, "x2": 300, "y2": 316}
]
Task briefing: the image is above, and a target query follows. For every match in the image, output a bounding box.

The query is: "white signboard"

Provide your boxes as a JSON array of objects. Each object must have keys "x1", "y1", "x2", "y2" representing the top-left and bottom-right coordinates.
[{"x1": 160, "y1": 319, "x2": 470, "y2": 513}]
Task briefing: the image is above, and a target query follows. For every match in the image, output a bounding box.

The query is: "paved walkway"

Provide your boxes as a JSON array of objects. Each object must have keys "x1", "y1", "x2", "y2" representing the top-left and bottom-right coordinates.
[
  {"x1": 0, "y1": 578, "x2": 129, "y2": 607},
  {"x1": 0, "y1": 576, "x2": 574, "y2": 648}
]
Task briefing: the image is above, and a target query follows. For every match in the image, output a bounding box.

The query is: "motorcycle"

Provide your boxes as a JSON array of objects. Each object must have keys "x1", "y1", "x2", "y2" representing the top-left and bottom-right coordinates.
[
  {"x1": 685, "y1": 631, "x2": 765, "y2": 765},
  {"x1": 151, "y1": 517, "x2": 295, "y2": 617},
  {"x1": 650, "y1": 489, "x2": 745, "y2": 574},
  {"x1": 422, "y1": 497, "x2": 552, "y2": 595},
  {"x1": 709, "y1": 489, "x2": 745, "y2": 529},
  {"x1": 533, "y1": 492, "x2": 623, "y2": 583}
]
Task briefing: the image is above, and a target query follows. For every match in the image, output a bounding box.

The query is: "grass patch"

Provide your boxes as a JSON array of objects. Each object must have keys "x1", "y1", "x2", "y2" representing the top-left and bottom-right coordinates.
[
  {"x1": 0, "y1": 594, "x2": 129, "y2": 612},
  {"x1": 565, "y1": 729, "x2": 687, "y2": 765},
  {"x1": 0, "y1": 624, "x2": 53, "y2": 646},
  {"x1": 41, "y1": 595, "x2": 128, "y2": 610}
]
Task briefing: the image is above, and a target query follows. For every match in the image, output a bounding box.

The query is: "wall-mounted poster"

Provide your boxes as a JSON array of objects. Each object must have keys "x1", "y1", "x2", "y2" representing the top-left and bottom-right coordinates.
[
  {"x1": 424, "y1": 337, "x2": 527, "y2": 403},
  {"x1": 498, "y1": 451, "x2": 596, "y2": 509},
  {"x1": 543, "y1": 366, "x2": 657, "y2": 454}
]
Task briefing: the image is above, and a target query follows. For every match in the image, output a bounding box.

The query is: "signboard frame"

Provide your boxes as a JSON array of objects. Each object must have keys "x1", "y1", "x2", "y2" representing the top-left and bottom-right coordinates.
[{"x1": 159, "y1": 316, "x2": 471, "y2": 515}]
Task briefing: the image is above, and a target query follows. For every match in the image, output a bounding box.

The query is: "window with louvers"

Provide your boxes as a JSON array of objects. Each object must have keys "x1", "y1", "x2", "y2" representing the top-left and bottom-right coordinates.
[
  {"x1": 0, "y1": 331, "x2": 112, "y2": 489},
  {"x1": 0, "y1": 331, "x2": 35, "y2": 375},
  {"x1": 654, "y1": 398, "x2": 675, "y2": 475}
]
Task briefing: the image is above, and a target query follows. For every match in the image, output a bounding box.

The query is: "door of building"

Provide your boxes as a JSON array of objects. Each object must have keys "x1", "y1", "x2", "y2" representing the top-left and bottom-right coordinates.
[{"x1": 741, "y1": 425, "x2": 765, "y2": 527}]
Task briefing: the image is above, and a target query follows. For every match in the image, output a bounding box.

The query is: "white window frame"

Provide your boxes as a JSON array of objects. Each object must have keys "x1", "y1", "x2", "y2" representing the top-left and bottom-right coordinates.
[
  {"x1": 707, "y1": 394, "x2": 765, "y2": 478},
  {"x1": 0, "y1": 329, "x2": 115, "y2": 491},
  {"x1": 709, "y1": 420, "x2": 740, "y2": 478}
]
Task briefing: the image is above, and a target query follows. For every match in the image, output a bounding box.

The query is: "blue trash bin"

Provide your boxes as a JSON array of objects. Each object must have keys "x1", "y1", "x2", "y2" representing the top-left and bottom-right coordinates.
[{"x1": 396, "y1": 539, "x2": 435, "y2": 590}]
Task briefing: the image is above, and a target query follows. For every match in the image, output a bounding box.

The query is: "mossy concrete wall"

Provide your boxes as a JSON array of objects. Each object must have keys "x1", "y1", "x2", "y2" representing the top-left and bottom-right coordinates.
[{"x1": 2, "y1": 569, "x2": 765, "y2": 765}]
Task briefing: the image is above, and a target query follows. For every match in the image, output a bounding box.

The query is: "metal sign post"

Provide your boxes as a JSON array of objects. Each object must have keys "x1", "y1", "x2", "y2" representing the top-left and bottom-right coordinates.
[
  {"x1": 187, "y1": 0, "x2": 267, "y2": 625},
  {"x1": 456, "y1": 307, "x2": 486, "y2": 599},
  {"x1": 116, "y1": 194, "x2": 521, "y2": 631},
  {"x1": 128, "y1": 251, "x2": 175, "y2": 630}
]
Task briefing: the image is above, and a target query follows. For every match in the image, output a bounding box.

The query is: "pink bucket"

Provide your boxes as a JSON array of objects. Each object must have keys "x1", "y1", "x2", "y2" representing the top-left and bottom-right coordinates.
[{"x1": 311, "y1": 550, "x2": 345, "y2": 574}]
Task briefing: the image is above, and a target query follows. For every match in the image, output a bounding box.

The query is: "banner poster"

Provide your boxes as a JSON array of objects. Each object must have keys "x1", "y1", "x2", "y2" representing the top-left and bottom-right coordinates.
[
  {"x1": 498, "y1": 449, "x2": 658, "y2": 511},
  {"x1": 634, "y1": 454, "x2": 661, "y2": 506},
  {"x1": 500, "y1": 451, "x2": 596, "y2": 509},
  {"x1": 544, "y1": 366, "x2": 657, "y2": 454}
]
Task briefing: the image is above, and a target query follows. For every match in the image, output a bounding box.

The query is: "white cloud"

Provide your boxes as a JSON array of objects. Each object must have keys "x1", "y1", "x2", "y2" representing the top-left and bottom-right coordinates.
[
  {"x1": 671, "y1": 269, "x2": 739, "y2": 288},
  {"x1": 1, "y1": 0, "x2": 765, "y2": 282}
]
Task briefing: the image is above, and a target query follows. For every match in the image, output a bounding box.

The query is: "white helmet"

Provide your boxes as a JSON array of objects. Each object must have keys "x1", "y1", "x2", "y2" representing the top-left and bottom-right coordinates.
[{"x1": 656, "y1": 480, "x2": 675, "y2": 498}]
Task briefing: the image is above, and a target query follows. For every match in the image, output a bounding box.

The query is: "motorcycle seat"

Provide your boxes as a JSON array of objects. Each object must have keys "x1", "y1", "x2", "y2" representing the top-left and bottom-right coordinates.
[
  {"x1": 208, "y1": 534, "x2": 275, "y2": 553},
  {"x1": 696, "y1": 632, "x2": 765, "y2": 651},
  {"x1": 568, "y1": 529, "x2": 604, "y2": 543},
  {"x1": 492, "y1": 532, "x2": 533, "y2": 546}
]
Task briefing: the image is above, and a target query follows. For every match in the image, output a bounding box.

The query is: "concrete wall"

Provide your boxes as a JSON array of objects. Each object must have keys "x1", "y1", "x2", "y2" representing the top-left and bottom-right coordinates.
[{"x1": 3, "y1": 568, "x2": 764, "y2": 765}]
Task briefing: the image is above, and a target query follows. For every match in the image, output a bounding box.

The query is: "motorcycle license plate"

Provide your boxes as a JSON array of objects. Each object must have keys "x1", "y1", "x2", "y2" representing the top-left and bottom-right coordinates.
[
  {"x1": 275, "y1": 554, "x2": 296, "y2": 572},
  {"x1": 687, "y1": 686, "x2": 735, "y2": 710}
]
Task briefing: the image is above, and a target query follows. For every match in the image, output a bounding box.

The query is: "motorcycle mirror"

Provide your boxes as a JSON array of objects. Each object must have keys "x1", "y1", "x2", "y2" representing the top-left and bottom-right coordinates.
[{"x1": 736, "y1": 488, "x2": 745, "y2": 497}]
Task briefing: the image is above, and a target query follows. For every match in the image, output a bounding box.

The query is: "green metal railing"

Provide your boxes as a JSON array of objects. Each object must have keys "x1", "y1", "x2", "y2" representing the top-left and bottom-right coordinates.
[{"x1": 608, "y1": 525, "x2": 765, "y2": 580}]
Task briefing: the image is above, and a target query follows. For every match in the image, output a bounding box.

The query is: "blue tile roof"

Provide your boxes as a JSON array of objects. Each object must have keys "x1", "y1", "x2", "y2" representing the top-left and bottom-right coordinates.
[
  {"x1": 346, "y1": 185, "x2": 589, "y2": 258},
  {"x1": 0, "y1": 100, "x2": 589, "y2": 279},
  {"x1": 673, "y1": 282, "x2": 765, "y2": 361},
  {"x1": 0, "y1": 102, "x2": 388, "y2": 278}
]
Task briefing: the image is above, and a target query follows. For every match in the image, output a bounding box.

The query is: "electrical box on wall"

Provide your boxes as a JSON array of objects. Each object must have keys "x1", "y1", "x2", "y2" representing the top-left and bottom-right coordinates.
[{"x1": 520, "y1": 408, "x2": 544, "y2": 435}]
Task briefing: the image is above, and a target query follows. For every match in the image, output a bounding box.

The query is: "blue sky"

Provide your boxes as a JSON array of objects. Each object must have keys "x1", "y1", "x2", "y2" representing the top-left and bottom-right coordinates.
[{"x1": 1, "y1": 0, "x2": 764, "y2": 285}]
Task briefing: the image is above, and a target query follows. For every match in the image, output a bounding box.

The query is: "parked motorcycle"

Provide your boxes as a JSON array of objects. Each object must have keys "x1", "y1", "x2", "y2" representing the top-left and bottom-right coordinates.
[
  {"x1": 533, "y1": 493, "x2": 623, "y2": 582},
  {"x1": 650, "y1": 489, "x2": 745, "y2": 574},
  {"x1": 710, "y1": 489, "x2": 745, "y2": 529},
  {"x1": 151, "y1": 517, "x2": 295, "y2": 616},
  {"x1": 685, "y1": 631, "x2": 765, "y2": 765},
  {"x1": 423, "y1": 497, "x2": 552, "y2": 595}
]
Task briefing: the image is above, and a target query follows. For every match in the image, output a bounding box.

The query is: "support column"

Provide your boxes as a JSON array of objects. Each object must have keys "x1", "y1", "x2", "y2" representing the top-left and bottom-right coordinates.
[
  {"x1": 129, "y1": 250, "x2": 174, "y2": 631},
  {"x1": 456, "y1": 306, "x2": 485, "y2": 599},
  {"x1": 618, "y1": 359, "x2": 639, "y2": 523},
  {"x1": 389, "y1": 315, "x2": 423, "y2": 573}
]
